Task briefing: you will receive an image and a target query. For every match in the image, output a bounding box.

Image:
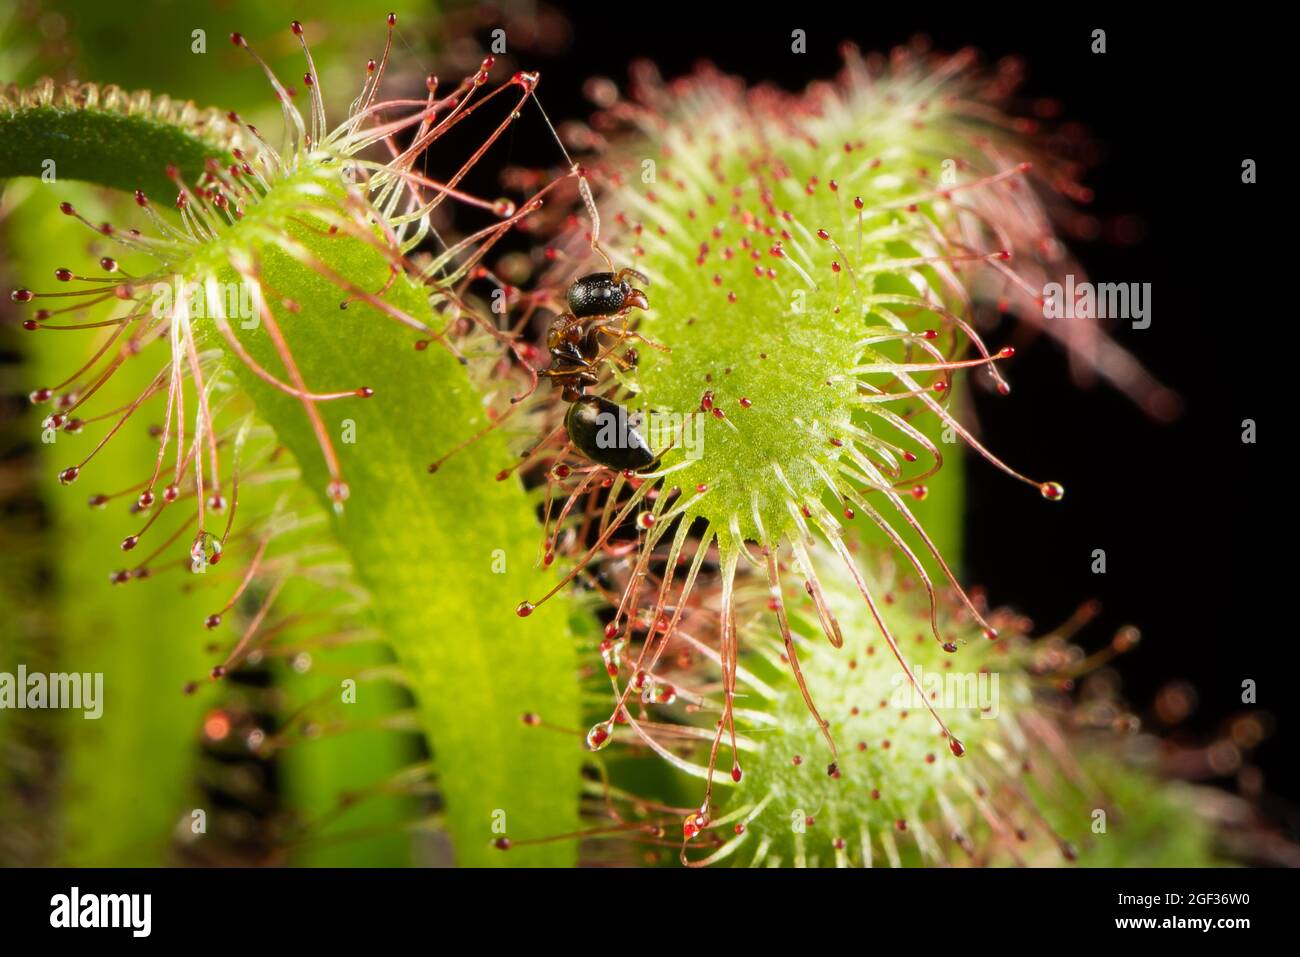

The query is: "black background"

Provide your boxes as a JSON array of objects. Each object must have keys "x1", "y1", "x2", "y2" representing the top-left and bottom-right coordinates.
[{"x1": 474, "y1": 2, "x2": 1292, "y2": 812}]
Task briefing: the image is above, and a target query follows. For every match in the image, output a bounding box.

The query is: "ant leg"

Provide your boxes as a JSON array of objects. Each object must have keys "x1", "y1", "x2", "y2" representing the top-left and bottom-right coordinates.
[
  {"x1": 596, "y1": 318, "x2": 670, "y2": 353},
  {"x1": 598, "y1": 349, "x2": 635, "y2": 372}
]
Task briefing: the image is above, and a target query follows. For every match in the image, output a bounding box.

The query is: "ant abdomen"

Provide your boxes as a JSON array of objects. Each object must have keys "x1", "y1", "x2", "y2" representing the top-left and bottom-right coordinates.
[{"x1": 564, "y1": 395, "x2": 657, "y2": 472}]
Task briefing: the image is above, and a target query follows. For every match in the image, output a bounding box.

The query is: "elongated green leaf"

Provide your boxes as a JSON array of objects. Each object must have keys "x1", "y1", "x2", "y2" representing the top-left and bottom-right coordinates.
[
  {"x1": 0, "y1": 89, "x2": 236, "y2": 198},
  {"x1": 197, "y1": 200, "x2": 580, "y2": 865},
  {"x1": 4, "y1": 102, "x2": 582, "y2": 866},
  {"x1": 4, "y1": 183, "x2": 218, "y2": 865}
]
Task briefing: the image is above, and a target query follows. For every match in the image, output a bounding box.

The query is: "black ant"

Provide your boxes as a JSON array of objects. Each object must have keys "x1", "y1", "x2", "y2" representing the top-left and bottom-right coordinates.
[
  {"x1": 428, "y1": 266, "x2": 666, "y2": 477},
  {"x1": 542, "y1": 268, "x2": 653, "y2": 401},
  {"x1": 540, "y1": 268, "x2": 666, "y2": 474}
]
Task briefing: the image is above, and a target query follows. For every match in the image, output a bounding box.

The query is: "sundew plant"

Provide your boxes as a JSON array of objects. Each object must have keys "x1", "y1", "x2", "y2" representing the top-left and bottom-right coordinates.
[{"x1": 0, "y1": 4, "x2": 1281, "y2": 876}]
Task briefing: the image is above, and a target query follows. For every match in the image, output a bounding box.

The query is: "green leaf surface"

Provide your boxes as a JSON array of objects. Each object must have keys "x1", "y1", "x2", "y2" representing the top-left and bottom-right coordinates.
[
  {"x1": 4, "y1": 93, "x2": 583, "y2": 866},
  {"x1": 0, "y1": 95, "x2": 234, "y2": 198},
  {"x1": 193, "y1": 185, "x2": 581, "y2": 865},
  {"x1": 3, "y1": 183, "x2": 218, "y2": 865}
]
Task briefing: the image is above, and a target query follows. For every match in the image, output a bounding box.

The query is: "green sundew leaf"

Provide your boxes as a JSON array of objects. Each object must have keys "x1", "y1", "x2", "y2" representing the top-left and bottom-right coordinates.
[
  {"x1": 33, "y1": 0, "x2": 433, "y2": 118},
  {"x1": 280, "y1": 595, "x2": 421, "y2": 867},
  {"x1": 1040, "y1": 753, "x2": 1222, "y2": 867},
  {"x1": 0, "y1": 334, "x2": 57, "y2": 865},
  {"x1": 4, "y1": 183, "x2": 218, "y2": 865},
  {"x1": 184, "y1": 169, "x2": 581, "y2": 867},
  {"x1": 283, "y1": 697, "x2": 421, "y2": 868},
  {"x1": 4, "y1": 100, "x2": 583, "y2": 866},
  {"x1": 0, "y1": 90, "x2": 425, "y2": 863},
  {"x1": 0, "y1": 88, "x2": 236, "y2": 198}
]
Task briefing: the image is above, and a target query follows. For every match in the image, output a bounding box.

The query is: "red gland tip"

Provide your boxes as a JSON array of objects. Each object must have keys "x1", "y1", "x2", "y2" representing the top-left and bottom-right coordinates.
[
  {"x1": 205, "y1": 614, "x2": 222, "y2": 630},
  {"x1": 949, "y1": 738, "x2": 966, "y2": 758},
  {"x1": 682, "y1": 811, "x2": 708, "y2": 841},
  {"x1": 290, "y1": 20, "x2": 303, "y2": 34},
  {"x1": 1039, "y1": 481, "x2": 1065, "y2": 501},
  {"x1": 516, "y1": 601, "x2": 535, "y2": 618}
]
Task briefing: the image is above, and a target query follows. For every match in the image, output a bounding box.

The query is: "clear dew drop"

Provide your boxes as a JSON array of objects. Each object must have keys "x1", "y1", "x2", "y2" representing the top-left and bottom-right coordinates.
[
  {"x1": 639, "y1": 679, "x2": 658, "y2": 705},
  {"x1": 1039, "y1": 481, "x2": 1065, "y2": 501},
  {"x1": 190, "y1": 530, "x2": 223, "y2": 567},
  {"x1": 585, "y1": 720, "x2": 614, "y2": 751}
]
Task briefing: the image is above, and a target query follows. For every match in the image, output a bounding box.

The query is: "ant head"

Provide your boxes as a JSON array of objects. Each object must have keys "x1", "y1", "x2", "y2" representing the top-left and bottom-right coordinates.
[{"x1": 621, "y1": 280, "x2": 649, "y2": 312}]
